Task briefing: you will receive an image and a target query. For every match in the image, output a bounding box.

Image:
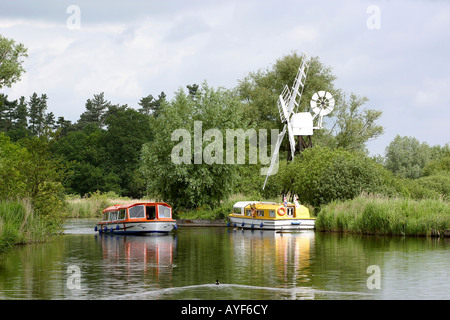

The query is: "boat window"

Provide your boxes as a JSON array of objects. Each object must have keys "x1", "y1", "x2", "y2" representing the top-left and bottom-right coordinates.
[
  {"x1": 245, "y1": 209, "x2": 252, "y2": 216},
  {"x1": 102, "y1": 212, "x2": 109, "y2": 221},
  {"x1": 129, "y1": 205, "x2": 145, "y2": 219},
  {"x1": 118, "y1": 209, "x2": 126, "y2": 220},
  {"x1": 269, "y1": 210, "x2": 275, "y2": 218},
  {"x1": 146, "y1": 206, "x2": 156, "y2": 220},
  {"x1": 233, "y1": 207, "x2": 242, "y2": 215},
  {"x1": 110, "y1": 211, "x2": 118, "y2": 221},
  {"x1": 158, "y1": 205, "x2": 171, "y2": 218},
  {"x1": 257, "y1": 210, "x2": 264, "y2": 217}
]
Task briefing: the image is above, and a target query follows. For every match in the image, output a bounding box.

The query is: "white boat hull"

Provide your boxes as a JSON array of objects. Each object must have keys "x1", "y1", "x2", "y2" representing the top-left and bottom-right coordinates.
[
  {"x1": 229, "y1": 216, "x2": 315, "y2": 230},
  {"x1": 96, "y1": 221, "x2": 177, "y2": 235}
]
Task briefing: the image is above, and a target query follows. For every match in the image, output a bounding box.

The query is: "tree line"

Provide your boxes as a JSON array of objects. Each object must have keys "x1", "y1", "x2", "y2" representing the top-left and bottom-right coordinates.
[{"x1": 1, "y1": 34, "x2": 449, "y2": 214}]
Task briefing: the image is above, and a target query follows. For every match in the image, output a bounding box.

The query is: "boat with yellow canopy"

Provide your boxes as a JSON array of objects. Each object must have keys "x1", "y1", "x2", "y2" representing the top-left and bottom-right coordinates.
[{"x1": 228, "y1": 196, "x2": 315, "y2": 231}]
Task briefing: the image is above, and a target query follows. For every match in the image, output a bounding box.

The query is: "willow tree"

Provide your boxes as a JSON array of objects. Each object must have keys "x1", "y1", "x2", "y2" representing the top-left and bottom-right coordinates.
[{"x1": 140, "y1": 82, "x2": 247, "y2": 210}]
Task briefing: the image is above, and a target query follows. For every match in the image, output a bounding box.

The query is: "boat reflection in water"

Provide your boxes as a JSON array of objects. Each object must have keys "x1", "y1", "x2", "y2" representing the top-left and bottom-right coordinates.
[
  {"x1": 228, "y1": 229, "x2": 315, "y2": 299},
  {"x1": 96, "y1": 233, "x2": 176, "y2": 286}
]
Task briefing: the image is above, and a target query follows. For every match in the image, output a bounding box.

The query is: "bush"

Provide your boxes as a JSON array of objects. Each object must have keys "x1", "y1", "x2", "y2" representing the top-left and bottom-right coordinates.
[{"x1": 268, "y1": 146, "x2": 399, "y2": 207}]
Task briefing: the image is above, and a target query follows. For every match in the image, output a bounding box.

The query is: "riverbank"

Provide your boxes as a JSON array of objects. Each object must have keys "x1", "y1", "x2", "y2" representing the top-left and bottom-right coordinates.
[
  {"x1": 0, "y1": 200, "x2": 58, "y2": 252},
  {"x1": 63, "y1": 193, "x2": 450, "y2": 237},
  {"x1": 316, "y1": 194, "x2": 449, "y2": 237}
]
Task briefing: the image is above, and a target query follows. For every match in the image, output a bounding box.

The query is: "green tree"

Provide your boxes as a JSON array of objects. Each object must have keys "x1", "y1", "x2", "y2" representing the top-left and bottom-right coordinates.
[
  {"x1": 138, "y1": 91, "x2": 166, "y2": 117},
  {"x1": 0, "y1": 133, "x2": 66, "y2": 219},
  {"x1": 423, "y1": 155, "x2": 450, "y2": 177},
  {"x1": 102, "y1": 105, "x2": 153, "y2": 197},
  {"x1": 384, "y1": 135, "x2": 432, "y2": 179},
  {"x1": 78, "y1": 92, "x2": 110, "y2": 128},
  {"x1": 140, "y1": 82, "x2": 246, "y2": 209},
  {"x1": 55, "y1": 116, "x2": 72, "y2": 137},
  {"x1": 10, "y1": 96, "x2": 29, "y2": 139},
  {"x1": 0, "y1": 95, "x2": 30, "y2": 140},
  {"x1": 0, "y1": 35, "x2": 28, "y2": 89},
  {"x1": 0, "y1": 94, "x2": 16, "y2": 132},
  {"x1": 0, "y1": 133, "x2": 28, "y2": 199},
  {"x1": 266, "y1": 146, "x2": 399, "y2": 207},
  {"x1": 331, "y1": 94, "x2": 384, "y2": 152},
  {"x1": 51, "y1": 124, "x2": 106, "y2": 195},
  {"x1": 44, "y1": 112, "x2": 56, "y2": 131},
  {"x1": 28, "y1": 93, "x2": 48, "y2": 136}
]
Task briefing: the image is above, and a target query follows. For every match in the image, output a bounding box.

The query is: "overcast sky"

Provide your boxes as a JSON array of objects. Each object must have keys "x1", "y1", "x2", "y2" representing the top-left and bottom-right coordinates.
[{"x1": 1, "y1": 0, "x2": 449, "y2": 156}]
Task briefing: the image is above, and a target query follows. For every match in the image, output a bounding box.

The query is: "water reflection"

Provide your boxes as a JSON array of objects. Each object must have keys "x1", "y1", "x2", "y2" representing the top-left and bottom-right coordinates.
[
  {"x1": 229, "y1": 230, "x2": 313, "y2": 287},
  {"x1": 97, "y1": 234, "x2": 176, "y2": 280},
  {"x1": 226, "y1": 230, "x2": 315, "y2": 299},
  {"x1": 0, "y1": 219, "x2": 448, "y2": 300}
]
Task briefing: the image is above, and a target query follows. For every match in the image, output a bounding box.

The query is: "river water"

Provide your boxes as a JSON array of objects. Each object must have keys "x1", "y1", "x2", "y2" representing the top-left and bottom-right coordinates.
[{"x1": 0, "y1": 219, "x2": 448, "y2": 300}]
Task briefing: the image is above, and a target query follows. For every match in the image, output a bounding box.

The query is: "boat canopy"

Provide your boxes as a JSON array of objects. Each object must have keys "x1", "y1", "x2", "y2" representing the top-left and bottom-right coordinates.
[
  {"x1": 103, "y1": 202, "x2": 171, "y2": 213},
  {"x1": 232, "y1": 201, "x2": 281, "y2": 215}
]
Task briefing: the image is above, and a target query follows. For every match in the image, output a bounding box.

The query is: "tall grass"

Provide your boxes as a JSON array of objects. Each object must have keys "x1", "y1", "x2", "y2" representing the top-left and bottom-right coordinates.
[
  {"x1": 316, "y1": 194, "x2": 449, "y2": 237},
  {"x1": 0, "y1": 200, "x2": 50, "y2": 251},
  {"x1": 63, "y1": 192, "x2": 150, "y2": 218}
]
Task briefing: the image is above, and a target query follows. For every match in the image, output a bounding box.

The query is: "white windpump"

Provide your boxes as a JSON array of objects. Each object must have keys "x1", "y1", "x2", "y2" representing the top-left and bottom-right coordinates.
[{"x1": 263, "y1": 53, "x2": 335, "y2": 189}]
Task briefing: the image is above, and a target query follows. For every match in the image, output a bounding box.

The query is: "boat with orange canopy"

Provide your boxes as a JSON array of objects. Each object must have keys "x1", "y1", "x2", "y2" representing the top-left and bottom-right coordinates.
[{"x1": 95, "y1": 202, "x2": 177, "y2": 235}]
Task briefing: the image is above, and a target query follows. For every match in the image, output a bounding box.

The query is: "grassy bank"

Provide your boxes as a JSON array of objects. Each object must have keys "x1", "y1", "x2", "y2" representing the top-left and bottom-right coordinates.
[
  {"x1": 0, "y1": 200, "x2": 55, "y2": 252},
  {"x1": 316, "y1": 194, "x2": 449, "y2": 237},
  {"x1": 62, "y1": 192, "x2": 449, "y2": 237}
]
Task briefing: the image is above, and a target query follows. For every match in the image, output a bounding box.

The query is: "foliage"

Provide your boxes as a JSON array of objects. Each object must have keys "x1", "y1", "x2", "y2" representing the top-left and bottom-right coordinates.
[
  {"x1": 384, "y1": 135, "x2": 433, "y2": 179},
  {"x1": 264, "y1": 146, "x2": 399, "y2": 207},
  {"x1": 0, "y1": 92, "x2": 71, "y2": 141},
  {"x1": 138, "y1": 91, "x2": 166, "y2": 117},
  {"x1": 331, "y1": 94, "x2": 384, "y2": 151},
  {"x1": 78, "y1": 92, "x2": 110, "y2": 129},
  {"x1": 0, "y1": 35, "x2": 28, "y2": 89},
  {"x1": 0, "y1": 134, "x2": 66, "y2": 219},
  {"x1": 423, "y1": 155, "x2": 450, "y2": 177},
  {"x1": 410, "y1": 173, "x2": 450, "y2": 201},
  {"x1": 0, "y1": 133, "x2": 28, "y2": 199},
  {"x1": 0, "y1": 134, "x2": 66, "y2": 247},
  {"x1": 51, "y1": 101, "x2": 153, "y2": 197}
]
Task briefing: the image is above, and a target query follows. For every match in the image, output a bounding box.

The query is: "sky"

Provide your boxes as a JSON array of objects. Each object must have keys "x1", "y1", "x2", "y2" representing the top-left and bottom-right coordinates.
[{"x1": 1, "y1": 0, "x2": 449, "y2": 156}]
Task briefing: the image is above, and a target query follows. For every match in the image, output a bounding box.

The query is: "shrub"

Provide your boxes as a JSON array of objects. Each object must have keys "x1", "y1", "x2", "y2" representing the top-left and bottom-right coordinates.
[{"x1": 273, "y1": 146, "x2": 399, "y2": 207}]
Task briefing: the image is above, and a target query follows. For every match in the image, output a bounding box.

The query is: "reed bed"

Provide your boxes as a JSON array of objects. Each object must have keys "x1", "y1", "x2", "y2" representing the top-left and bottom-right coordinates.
[
  {"x1": 63, "y1": 193, "x2": 151, "y2": 218},
  {"x1": 316, "y1": 194, "x2": 449, "y2": 237},
  {"x1": 0, "y1": 200, "x2": 50, "y2": 251}
]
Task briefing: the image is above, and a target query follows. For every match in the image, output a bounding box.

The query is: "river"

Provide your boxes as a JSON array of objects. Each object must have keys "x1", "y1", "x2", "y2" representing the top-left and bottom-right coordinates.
[{"x1": 0, "y1": 219, "x2": 448, "y2": 300}]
